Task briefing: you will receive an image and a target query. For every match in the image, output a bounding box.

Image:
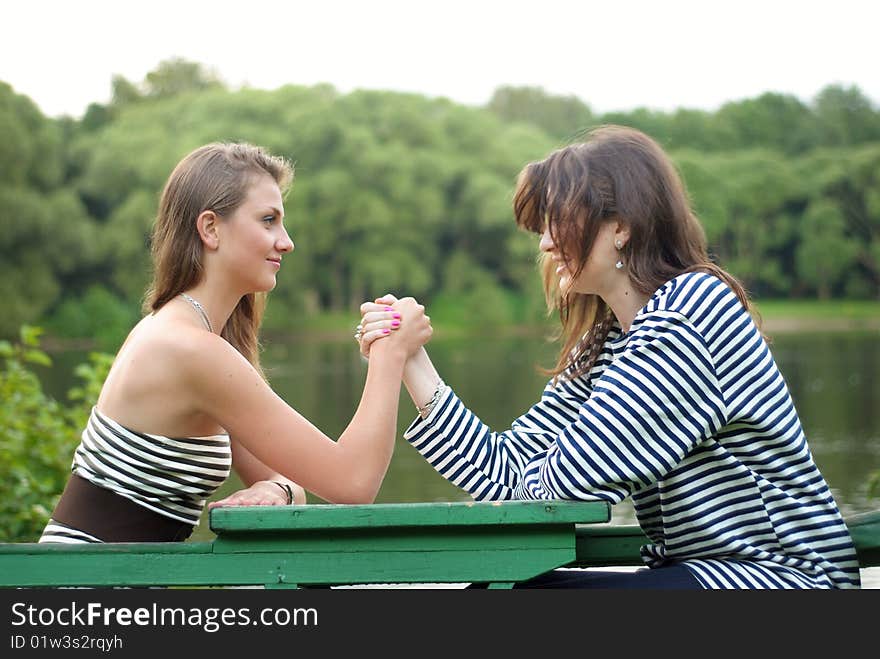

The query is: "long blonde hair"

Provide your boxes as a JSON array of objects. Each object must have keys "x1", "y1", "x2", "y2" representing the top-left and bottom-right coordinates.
[
  {"x1": 514, "y1": 125, "x2": 753, "y2": 381},
  {"x1": 144, "y1": 142, "x2": 293, "y2": 375}
]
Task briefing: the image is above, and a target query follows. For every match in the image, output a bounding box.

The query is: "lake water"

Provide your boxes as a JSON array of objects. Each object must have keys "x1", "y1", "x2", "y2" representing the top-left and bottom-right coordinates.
[{"x1": 41, "y1": 329, "x2": 880, "y2": 542}]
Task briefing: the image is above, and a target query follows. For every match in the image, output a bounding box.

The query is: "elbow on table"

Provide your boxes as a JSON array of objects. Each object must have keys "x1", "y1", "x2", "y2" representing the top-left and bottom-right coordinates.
[{"x1": 329, "y1": 479, "x2": 381, "y2": 505}]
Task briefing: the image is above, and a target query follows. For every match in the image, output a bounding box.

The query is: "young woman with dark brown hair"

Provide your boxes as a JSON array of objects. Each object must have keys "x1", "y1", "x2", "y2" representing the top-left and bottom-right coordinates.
[{"x1": 359, "y1": 126, "x2": 860, "y2": 589}]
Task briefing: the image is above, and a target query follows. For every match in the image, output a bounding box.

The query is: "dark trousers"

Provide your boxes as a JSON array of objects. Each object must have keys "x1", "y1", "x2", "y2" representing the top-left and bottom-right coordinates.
[
  {"x1": 513, "y1": 565, "x2": 702, "y2": 589},
  {"x1": 467, "y1": 564, "x2": 702, "y2": 589}
]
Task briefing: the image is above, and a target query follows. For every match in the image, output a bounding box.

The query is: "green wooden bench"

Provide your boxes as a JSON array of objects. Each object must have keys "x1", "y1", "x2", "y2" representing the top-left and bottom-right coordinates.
[
  {"x1": 0, "y1": 501, "x2": 608, "y2": 589},
  {"x1": 0, "y1": 503, "x2": 877, "y2": 588},
  {"x1": 572, "y1": 509, "x2": 880, "y2": 570}
]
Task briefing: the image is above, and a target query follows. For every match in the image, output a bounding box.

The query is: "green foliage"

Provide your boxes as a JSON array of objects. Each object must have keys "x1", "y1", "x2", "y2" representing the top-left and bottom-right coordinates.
[
  {"x1": 814, "y1": 84, "x2": 880, "y2": 146},
  {"x1": 0, "y1": 83, "x2": 98, "y2": 338},
  {"x1": 0, "y1": 327, "x2": 112, "y2": 542},
  {"x1": 753, "y1": 299, "x2": 880, "y2": 319},
  {"x1": 869, "y1": 471, "x2": 880, "y2": 500},
  {"x1": 430, "y1": 250, "x2": 515, "y2": 329},
  {"x1": 143, "y1": 58, "x2": 224, "y2": 99},
  {"x1": 0, "y1": 81, "x2": 63, "y2": 189},
  {"x1": 713, "y1": 93, "x2": 818, "y2": 154},
  {"x1": 487, "y1": 86, "x2": 594, "y2": 142},
  {"x1": 430, "y1": 288, "x2": 514, "y2": 330},
  {"x1": 795, "y1": 200, "x2": 860, "y2": 299},
  {"x1": 1, "y1": 62, "x2": 880, "y2": 346},
  {"x1": 46, "y1": 286, "x2": 137, "y2": 351}
]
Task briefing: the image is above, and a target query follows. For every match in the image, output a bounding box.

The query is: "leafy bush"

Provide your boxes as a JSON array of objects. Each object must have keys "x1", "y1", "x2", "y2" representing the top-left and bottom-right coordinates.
[
  {"x1": 46, "y1": 285, "x2": 137, "y2": 352},
  {"x1": 0, "y1": 326, "x2": 112, "y2": 542},
  {"x1": 869, "y1": 471, "x2": 880, "y2": 500}
]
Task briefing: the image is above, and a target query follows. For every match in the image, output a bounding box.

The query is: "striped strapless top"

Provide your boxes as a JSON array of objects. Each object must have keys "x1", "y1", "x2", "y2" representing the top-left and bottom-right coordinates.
[{"x1": 66, "y1": 406, "x2": 231, "y2": 526}]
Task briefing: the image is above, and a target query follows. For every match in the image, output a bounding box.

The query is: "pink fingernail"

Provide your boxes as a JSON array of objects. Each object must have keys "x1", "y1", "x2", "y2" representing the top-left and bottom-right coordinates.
[
  {"x1": 385, "y1": 306, "x2": 394, "y2": 311},
  {"x1": 391, "y1": 320, "x2": 400, "y2": 328},
  {"x1": 383, "y1": 329, "x2": 390, "y2": 334},
  {"x1": 393, "y1": 313, "x2": 401, "y2": 319}
]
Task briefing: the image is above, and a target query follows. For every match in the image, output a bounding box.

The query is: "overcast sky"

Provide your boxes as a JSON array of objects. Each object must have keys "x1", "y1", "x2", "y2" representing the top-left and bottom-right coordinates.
[{"x1": 3, "y1": 0, "x2": 878, "y2": 119}]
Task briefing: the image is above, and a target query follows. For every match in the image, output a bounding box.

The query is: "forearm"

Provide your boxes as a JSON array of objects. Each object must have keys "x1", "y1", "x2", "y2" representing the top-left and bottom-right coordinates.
[
  {"x1": 336, "y1": 340, "x2": 407, "y2": 501},
  {"x1": 231, "y1": 439, "x2": 307, "y2": 504},
  {"x1": 404, "y1": 387, "x2": 523, "y2": 500},
  {"x1": 404, "y1": 376, "x2": 588, "y2": 499},
  {"x1": 402, "y1": 348, "x2": 443, "y2": 417}
]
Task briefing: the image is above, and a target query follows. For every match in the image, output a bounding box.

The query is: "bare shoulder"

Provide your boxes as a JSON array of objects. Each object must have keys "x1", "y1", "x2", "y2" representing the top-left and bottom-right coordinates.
[
  {"x1": 183, "y1": 330, "x2": 260, "y2": 385},
  {"x1": 131, "y1": 318, "x2": 255, "y2": 386},
  {"x1": 114, "y1": 316, "x2": 220, "y2": 371},
  {"x1": 99, "y1": 315, "x2": 258, "y2": 422}
]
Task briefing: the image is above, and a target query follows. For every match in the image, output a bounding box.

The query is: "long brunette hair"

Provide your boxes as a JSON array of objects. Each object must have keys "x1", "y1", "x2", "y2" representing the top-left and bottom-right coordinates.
[
  {"x1": 514, "y1": 125, "x2": 752, "y2": 381},
  {"x1": 144, "y1": 142, "x2": 293, "y2": 375}
]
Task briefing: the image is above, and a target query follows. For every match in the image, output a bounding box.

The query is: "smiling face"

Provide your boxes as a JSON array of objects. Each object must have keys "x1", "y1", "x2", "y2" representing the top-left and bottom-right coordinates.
[
  {"x1": 539, "y1": 219, "x2": 627, "y2": 298},
  {"x1": 217, "y1": 173, "x2": 293, "y2": 294}
]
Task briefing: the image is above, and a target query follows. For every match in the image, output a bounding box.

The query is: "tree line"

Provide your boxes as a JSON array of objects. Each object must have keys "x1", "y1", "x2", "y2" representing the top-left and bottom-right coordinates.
[{"x1": 1, "y1": 58, "x2": 879, "y2": 344}]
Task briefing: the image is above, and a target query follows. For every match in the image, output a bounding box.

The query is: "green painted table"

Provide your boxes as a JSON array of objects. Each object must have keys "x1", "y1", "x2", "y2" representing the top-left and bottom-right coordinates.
[{"x1": 0, "y1": 501, "x2": 610, "y2": 589}]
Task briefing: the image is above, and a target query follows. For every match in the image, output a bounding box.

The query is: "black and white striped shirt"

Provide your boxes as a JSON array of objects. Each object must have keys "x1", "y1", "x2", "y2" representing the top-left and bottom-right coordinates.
[
  {"x1": 405, "y1": 272, "x2": 861, "y2": 588},
  {"x1": 40, "y1": 407, "x2": 231, "y2": 543}
]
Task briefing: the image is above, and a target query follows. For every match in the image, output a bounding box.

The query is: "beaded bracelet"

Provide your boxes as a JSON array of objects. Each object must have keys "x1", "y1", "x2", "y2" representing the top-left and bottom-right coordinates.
[
  {"x1": 271, "y1": 481, "x2": 294, "y2": 505},
  {"x1": 416, "y1": 380, "x2": 446, "y2": 418}
]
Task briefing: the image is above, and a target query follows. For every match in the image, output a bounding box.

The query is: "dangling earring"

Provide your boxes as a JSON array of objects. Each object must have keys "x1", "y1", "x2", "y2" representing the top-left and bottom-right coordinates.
[{"x1": 614, "y1": 239, "x2": 624, "y2": 270}]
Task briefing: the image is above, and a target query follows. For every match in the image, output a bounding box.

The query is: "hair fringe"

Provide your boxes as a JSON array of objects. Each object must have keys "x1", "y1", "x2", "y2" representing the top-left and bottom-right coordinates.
[{"x1": 516, "y1": 126, "x2": 762, "y2": 382}]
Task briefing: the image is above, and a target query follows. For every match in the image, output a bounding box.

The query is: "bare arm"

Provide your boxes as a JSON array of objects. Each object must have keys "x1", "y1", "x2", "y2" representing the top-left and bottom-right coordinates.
[
  {"x1": 400, "y1": 348, "x2": 443, "y2": 417},
  {"x1": 360, "y1": 296, "x2": 443, "y2": 417},
  {"x1": 209, "y1": 438, "x2": 307, "y2": 508},
  {"x1": 188, "y1": 297, "x2": 430, "y2": 504}
]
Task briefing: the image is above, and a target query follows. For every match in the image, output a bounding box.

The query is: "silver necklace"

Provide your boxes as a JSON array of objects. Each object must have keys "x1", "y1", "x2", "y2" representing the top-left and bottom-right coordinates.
[{"x1": 179, "y1": 293, "x2": 214, "y2": 333}]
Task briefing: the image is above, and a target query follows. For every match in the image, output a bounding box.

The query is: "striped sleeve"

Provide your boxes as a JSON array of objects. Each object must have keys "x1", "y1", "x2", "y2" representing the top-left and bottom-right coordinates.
[
  {"x1": 406, "y1": 311, "x2": 728, "y2": 503},
  {"x1": 403, "y1": 370, "x2": 592, "y2": 500}
]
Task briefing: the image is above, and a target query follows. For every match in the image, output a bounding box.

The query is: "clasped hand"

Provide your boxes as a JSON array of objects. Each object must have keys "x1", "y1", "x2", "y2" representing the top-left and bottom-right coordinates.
[{"x1": 357, "y1": 294, "x2": 431, "y2": 358}]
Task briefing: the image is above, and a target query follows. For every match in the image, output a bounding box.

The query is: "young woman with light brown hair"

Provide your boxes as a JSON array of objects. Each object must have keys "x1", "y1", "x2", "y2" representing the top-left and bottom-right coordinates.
[{"x1": 40, "y1": 142, "x2": 430, "y2": 544}]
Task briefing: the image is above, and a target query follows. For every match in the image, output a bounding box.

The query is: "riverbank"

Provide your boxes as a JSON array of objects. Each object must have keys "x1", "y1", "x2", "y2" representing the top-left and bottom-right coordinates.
[
  {"x1": 265, "y1": 298, "x2": 880, "y2": 342},
  {"x1": 752, "y1": 299, "x2": 880, "y2": 333},
  {"x1": 34, "y1": 299, "x2": 880, "y2": 351}
]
